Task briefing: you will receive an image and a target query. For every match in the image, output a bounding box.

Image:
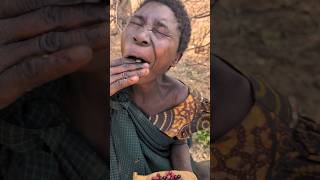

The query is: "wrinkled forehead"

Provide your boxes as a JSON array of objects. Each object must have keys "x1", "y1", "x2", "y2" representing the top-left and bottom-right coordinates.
[{"x1": 134, "y1": 2, "x2": 179, "y2": 26}]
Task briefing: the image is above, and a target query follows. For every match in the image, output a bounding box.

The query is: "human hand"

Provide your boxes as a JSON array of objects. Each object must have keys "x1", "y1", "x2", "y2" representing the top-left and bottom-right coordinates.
[
  {"x1": 110, "y1": 58, "x2": 149, "y2": 96},
  {"x1": 0, "y1": 0, "x2": 107, "y2": 109}
]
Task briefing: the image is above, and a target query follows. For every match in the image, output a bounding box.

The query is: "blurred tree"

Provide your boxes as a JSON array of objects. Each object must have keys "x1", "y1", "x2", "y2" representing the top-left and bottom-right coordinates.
[{"x1": 110, "y1": 0, "x2": 132, "y2": 35}]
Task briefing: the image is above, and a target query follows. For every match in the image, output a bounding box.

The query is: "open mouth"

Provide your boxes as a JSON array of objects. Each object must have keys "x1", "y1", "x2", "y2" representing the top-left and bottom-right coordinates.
[{"x1": 126, "y1": 55, "x2": 148, "y2": 64}]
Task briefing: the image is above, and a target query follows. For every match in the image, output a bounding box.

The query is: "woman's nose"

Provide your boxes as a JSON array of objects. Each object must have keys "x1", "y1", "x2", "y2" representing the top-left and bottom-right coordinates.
[{"x1": 133, "y1": 29, "x2": 150, "y2": 47}]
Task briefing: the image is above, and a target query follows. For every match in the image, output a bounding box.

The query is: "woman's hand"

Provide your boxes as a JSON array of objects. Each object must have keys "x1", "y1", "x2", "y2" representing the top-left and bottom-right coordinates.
[
  {"x1": 0, "y1": 0, "x2": 107, "y2": 109},
  {"x1": 110, "y1": 58, "x2": 149, "y2": 96}
]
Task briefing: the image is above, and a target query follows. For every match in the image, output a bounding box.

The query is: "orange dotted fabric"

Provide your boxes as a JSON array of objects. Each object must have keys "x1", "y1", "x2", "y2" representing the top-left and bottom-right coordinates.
[{"x1": 149, "y1": 88, "x2": 210, "y2": 139}]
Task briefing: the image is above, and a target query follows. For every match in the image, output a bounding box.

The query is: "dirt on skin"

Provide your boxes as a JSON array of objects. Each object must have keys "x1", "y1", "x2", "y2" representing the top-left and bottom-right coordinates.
[{"x1": 214, "y1": 0, "x2": 320, "y2": 121}]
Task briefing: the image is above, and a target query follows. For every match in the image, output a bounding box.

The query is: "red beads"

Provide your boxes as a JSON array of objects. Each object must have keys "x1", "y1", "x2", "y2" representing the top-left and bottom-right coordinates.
[{"x1": 151, "y1": 171, "x2": 183, "y2": 180}]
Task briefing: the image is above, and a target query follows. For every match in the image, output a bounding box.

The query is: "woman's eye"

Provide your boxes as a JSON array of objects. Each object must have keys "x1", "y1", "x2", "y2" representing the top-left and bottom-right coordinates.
[
  {"x1": 129, "y1": 21, "x2": 143, "y2": 26},
  {"x1": 153, "y1": 28, "x2": 170, "y2": 38}
]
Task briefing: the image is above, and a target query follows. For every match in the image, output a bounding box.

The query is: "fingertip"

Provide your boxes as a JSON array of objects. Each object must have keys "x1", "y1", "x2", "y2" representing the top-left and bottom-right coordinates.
[
  {"x1": 140, "y1": 68, "x2": 149, "y2": 77},
  {"x1": 48, "y1": 46, "x2": 93, "y2": 72},
  {"x1": 142, "y1": 63, "x2": 149, "y2": 68},
  {"x1": 129, "y1": 76, "x2": 139, "y2": 81},
  {"x1": 68, "y1": 46, "x2": 93, "y2": 63}
]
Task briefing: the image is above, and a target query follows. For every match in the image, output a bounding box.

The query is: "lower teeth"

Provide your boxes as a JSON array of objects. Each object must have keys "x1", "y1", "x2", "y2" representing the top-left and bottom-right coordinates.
[{"x1": 127, "y1": 56, "x2": 144, "y2": 63}]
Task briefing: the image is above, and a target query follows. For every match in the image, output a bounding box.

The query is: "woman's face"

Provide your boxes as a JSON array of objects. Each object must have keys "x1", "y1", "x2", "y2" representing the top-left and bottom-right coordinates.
[{"x1": 121, "y1": 2, "x2": 181, "y2": 84}]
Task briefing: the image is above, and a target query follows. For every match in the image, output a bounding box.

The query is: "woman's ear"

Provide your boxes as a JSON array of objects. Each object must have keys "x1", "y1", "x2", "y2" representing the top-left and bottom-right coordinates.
[{"x1": 172, "y1": 53, "x2": 183, "y2": 67}]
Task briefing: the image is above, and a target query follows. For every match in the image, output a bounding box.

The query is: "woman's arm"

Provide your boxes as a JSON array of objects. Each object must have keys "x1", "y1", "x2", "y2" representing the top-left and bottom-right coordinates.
[
  {"x1": 170, "y1": 140, "x2": 193, "y2": 172},
  {"x1": 214, "y1": 55, "x2": 254, "y2": 138}
]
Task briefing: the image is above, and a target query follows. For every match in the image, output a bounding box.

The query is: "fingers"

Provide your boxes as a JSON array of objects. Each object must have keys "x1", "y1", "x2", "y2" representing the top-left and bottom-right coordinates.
[
  {"x1": 110, "y1": 59, "x2": 150, "y2": 96},
  {"x1": 0, "y1": 0, "x2": 101, "y2": 18},
  {"x1": 110, "y1": 76, "x2": 140, "y2": 96},
  {"x1": 111, "y1": 58, "x2": 137, "y2": 67},
  {"x1": 0, "y1": 5, "x2": 107, "y2": 44},
  {"x1": 111, "y1": 61, "x2": 149, "y2": 75},
  {"x1": 36, "y1": 23, "x2": 107, "y2": 52},
  {"x1": 110, "y1": 68, "x2": 149, "y2": 84},
  {"x1": 0, "y1": 23, "x2": 106, "y2": 72},
  {"x1": 0, "y1": 46, "x2": 92, "y2": 109}
]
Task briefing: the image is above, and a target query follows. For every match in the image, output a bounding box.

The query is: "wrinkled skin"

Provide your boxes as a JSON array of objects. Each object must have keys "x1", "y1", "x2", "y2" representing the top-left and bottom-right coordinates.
[
  {"x1": 110, "y1": 2, "x2": 182, "y2": 97},
  {"x1": 121, "y1": 1, "x2": 181, "y2": 84},
  {"x1": 0, "y1": 0, "x2": 107, "y2": 109},
  {"x1": 0, "y1": 0, "x2": 108, "y2": 158}
]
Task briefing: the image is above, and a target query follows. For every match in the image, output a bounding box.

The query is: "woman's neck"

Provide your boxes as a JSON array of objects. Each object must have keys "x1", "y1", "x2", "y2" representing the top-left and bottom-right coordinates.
[
  {"x1": 132, "y1": 75, "x2": 171, "y2": 102},
  {"x1": 131, "y1": 74, "x2": 187, "y2": 116}
]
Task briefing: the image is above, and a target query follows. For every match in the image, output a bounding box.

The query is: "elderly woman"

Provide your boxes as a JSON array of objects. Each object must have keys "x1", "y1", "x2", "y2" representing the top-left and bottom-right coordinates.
[{"x1": 110, "y1": 0, "x2": 210, "y2": 179}]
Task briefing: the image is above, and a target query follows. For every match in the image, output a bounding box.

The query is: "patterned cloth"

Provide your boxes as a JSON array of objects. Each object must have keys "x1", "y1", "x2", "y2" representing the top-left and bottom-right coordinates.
[
  {"x1": 0, "y1": 79, "x2": 107, "y2": 180},
  {"x1": 110, "y1": 90, "x2": 174, "y2": 180},
  {"x1": 110, "y1": 87, "x2": 210, "y2": 180},
  {"x1": 149, "y1": 88, "x2": 210, "y2": 139},
  {"x1": 212, "y1": 61, "x2": 320, "y2": 179}
]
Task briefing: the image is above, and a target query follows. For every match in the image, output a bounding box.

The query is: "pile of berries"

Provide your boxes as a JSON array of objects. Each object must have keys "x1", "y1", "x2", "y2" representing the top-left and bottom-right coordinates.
[{"x1": 151, "y1": 171, "x2": 183, "y2": 180}]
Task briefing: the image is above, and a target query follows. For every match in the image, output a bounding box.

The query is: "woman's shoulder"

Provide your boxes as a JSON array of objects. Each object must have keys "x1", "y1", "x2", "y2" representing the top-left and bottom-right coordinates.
[
  {"x1": 166, "y1": 76, "x2": 189, "y2": 107},
  {"x1": 173, "y1": 87, "x2": 210, "y2": 139},
  {"x1": 148, "y1": 82, "x2": 210, "y2": 140}
]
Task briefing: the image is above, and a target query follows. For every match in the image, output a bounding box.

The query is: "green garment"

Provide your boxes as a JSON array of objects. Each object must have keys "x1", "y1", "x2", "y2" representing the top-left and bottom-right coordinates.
[
  {"x1": 110, "y1": 90, "x2": 179, "y2": 180},
  {"x1": 0, "y1": 80, "x2": 106, "y2": 180}
]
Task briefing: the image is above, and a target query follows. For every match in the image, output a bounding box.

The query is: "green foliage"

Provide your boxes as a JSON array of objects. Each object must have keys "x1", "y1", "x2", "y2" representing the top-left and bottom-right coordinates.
[{"x1": 195, "y1": 130, "x2": 210, "y2": 147}]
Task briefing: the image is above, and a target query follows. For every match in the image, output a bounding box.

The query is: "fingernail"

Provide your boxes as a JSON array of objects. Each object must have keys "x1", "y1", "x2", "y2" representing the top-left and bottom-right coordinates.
[
  {"x1": 142, "y1": 63, "x2": 149, "y2": 68},
  {"x1": 129, "y1": 76, "x2": 139, "y2": 81},
  {"x1": 54, "y1": 46, "x2": 92, "y2": 64}
]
